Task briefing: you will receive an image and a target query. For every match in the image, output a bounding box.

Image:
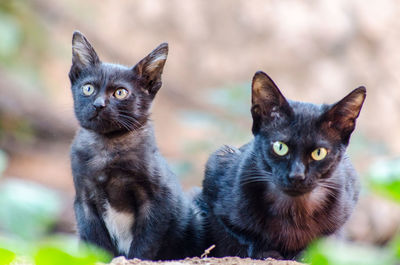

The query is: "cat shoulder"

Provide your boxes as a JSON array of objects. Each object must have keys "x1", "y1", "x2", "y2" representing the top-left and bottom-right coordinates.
[
  {"x1": 203, "y1": 145, "x2": 241, "y2": 203},
  {"x1": 206, "y1": 145, "x2": 241, "y2": 173}
]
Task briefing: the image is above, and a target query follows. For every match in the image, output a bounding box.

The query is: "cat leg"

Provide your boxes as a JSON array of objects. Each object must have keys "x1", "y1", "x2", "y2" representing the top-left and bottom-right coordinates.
[
  {"x1": 74, "y1": 198, "x2": 115, "y2": 255},
  {"x1": 127, "y1": 222, "x2": 165, "y2": 259},
  {"x1": 248, "y1": 242, "x2": 283, "y2": 260},
  {"x1": 127, "y1": 207, "x2": 171, "y2": 260}
]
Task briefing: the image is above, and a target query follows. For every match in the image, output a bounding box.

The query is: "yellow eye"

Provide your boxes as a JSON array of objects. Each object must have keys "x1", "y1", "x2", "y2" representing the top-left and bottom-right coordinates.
[
  {"x1": 311, "y1": 147, "x2": 328, "y2": 161},
  {"x1": 114, "y1": 88, "x2": 129, "y2": 100},
  {"x1": 272, "y1": 141, "x2": 289, "y2": 156},
  {"x1": 82, "y1": 84, "x2": 95, "y2": 96}
]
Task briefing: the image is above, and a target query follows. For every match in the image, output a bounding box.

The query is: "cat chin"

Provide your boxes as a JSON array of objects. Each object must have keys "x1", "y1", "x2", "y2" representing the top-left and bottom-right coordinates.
[{"x1": 80, "y1": 122, "x2": 123, "y2": 135}]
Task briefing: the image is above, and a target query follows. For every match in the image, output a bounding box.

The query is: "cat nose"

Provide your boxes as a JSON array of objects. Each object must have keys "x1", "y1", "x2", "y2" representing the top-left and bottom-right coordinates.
[
  {"x1": 288, "y1": 161, "x2": 306, "y2": 182},
  {"x1": 93, "y1": 97, "x2": 106, "y2": 110},
  {"x1": 288, "y1": 173, "x2": 305, "y2": 181}
]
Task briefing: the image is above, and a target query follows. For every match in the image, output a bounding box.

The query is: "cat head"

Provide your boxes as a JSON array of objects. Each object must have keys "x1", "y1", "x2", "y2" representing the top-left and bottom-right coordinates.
[
  {"x1": 251, "y1": 71, "x2": 366, "y2": 196},
  {"x1": 69, "y1": 31, "x2": 168, "y2": 134}
]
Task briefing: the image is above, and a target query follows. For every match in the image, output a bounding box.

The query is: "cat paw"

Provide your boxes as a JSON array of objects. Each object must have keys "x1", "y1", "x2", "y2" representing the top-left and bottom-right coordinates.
[{"x1": 251, "y1": 250, "x2": 283, "y2": 260}]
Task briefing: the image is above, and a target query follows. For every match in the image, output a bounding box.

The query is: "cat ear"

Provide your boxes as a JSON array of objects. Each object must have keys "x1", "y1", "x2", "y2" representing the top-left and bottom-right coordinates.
[
  {"x1": 133, "y1": 43, "x2": 168, "y2": 97},
  {"x1": 321, "y1": 86, "x2": 366, "y2": 144},
  {"x1": 251, "y1": 71, "x2": 293, "y2": 134},
  {"x1": 71, "y1": 31, "x2": 100, "y2": 69}
]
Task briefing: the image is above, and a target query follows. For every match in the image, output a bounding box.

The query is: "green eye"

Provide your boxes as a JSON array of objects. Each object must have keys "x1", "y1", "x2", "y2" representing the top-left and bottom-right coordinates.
[
  {"x1": 272, "y1": 141, "x2": 289, "y2": 156},
  {"x1": 311, "y1": 147, "x2": 328, "y2": 161},
  {"x1": 82, "y1": 84, "x2": 95, "y2": 96},
  {"x1": 114, "y1": 88, "x2": 129, "y2": 100}
]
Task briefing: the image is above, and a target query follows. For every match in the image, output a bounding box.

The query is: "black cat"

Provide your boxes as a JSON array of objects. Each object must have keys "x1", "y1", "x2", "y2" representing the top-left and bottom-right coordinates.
[
  {"x1": 202, "y1": 71, "x2": 366, "y2": 259},
  {"x1": 69, "y1": 31, "x2": 204, "y2": 260}
]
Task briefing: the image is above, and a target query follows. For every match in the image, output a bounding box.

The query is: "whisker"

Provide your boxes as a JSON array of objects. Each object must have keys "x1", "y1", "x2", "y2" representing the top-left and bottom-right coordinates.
[
  {"x1": 239, "y1": 168, "x2": 273, "y2": 187},
  {"x1": 117, "y1": 113, "x2": 144, "y2": 129}
]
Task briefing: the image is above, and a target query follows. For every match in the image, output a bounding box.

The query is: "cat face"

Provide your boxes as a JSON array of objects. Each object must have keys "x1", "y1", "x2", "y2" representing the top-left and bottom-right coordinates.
[
  {"x1": 69, "y1": 31, "x2": 168, "y2": 134},
  {"x1": 251, "y1": 71, "x2": 366, "y2": 196}
]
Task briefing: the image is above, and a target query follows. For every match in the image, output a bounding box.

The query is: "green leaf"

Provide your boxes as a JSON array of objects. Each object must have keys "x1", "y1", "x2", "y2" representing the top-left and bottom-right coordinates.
[
  {"x1": 0, "y1": 248, "x2": 15, "y2": 265},
  {"x1": 35, "y1": 247, "x2": 84, "y2": 265},
  {"x1": 34, "y1": 244, "x2": 112, "y2": 265},
  {"x1": 302, "y1": 239, "x2": 395, "y2": 265},
  {"x1": 389, "y1": 235, "x2": 400, "y2": 260},
  {"x1": 302, "y1": 240, "x2": 330, "y2": 265}
]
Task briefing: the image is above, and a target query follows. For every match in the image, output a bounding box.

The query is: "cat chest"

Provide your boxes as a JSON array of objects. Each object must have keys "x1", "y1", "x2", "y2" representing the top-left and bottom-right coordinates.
[
  {"x1": 102, "y1": 201, "x2": 134, "y2": 256},
  {"x1": 265, "y1": 214, "x2": 338, "y2": 252}
]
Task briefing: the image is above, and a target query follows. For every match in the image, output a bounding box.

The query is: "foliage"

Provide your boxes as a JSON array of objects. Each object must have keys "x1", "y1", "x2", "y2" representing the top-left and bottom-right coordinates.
[
  {"x1": 368, "y1": 158, "x2": 400, "y2": 203},
  {"x1": 0, "y1": 0, "x2": 49, "y2": 145},
  {"x1": 0, "y1": 179, "x2": 61, "y2": 240},
  {"x1": 0, "y1": 0, "x2": 47, "y2": 67},
  {"x1": 0, "y1": 236, "x2": 112, "y2": 265},
  {"x1": 303, "y1": 239, "x2": 397, "y2": 265},
  {"x1": 34, "y1": 244, "x2": 111, "y2": 265},
  {"x1": 0, "y1": 248, "x2": 15, "y2": 265},
  {"x1": 0, "y1": 151, "x2": 112, "y2": 265}
]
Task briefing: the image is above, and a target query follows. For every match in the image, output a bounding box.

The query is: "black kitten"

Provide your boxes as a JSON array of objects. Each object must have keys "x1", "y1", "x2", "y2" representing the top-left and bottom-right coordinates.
[
  {"x1": 69, "y1": 31, "x2": 204, "y2": 260},
  {"x1": 202, "y1": 71, "x2": 366, "y2": 259}
]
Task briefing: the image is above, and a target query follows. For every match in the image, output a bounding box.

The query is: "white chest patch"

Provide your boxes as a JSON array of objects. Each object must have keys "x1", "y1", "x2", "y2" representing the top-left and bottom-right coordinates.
[{"x1": 103, "y1": 202, "x2": 134, "y2": 256}]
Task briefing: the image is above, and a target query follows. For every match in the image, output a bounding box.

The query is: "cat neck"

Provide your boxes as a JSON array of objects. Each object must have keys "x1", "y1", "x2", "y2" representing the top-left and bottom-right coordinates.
[{"x1": 78, "y1": 122, "x2": 158, "y2": 152}]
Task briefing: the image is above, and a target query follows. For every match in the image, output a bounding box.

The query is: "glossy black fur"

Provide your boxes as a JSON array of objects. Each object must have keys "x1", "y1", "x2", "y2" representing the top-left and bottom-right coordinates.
[
  {"x1": 69, "y1": 31, "x2": 205, "y2": 260},
  {"x1": 202, "y1": 71, "x2": 366, "y2": 259}
]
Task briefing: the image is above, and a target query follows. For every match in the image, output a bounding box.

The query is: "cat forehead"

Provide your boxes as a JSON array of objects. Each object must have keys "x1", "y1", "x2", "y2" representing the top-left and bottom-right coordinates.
[
  {"x1": 98, "y1": 62, "x2": 132, "y2": 77},
  {"x1": 264, "y1": 101, "x2": 328, "y2": 141},
  {"x1": 288, "y1": 100, "x2": 325, "y2": 120},
  {"x1": 74, "y1": 63, "x2": 134, "y2": 84}
]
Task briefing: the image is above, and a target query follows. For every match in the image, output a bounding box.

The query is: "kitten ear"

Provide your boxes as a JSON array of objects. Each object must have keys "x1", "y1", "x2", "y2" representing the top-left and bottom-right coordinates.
[
  {"x1": 251, "y1": 71, "x2": 293, "y2": 134},
  {"x1": 321, "y1": 86, "x2": 366, "y2": 144},
  {"x1": 133, "y1": 43, "x2": 168, "y2": 97},
  {"x1": 71, "y1": 31, "x2": 100, "y2": 69}
]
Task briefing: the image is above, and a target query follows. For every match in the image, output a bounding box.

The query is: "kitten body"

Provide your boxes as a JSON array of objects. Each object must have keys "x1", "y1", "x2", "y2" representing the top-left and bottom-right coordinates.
[
  {"x1": 69, "y1": 32, "x2": 204, "y2": 260},
  {"x1": 202, "y1": 72, "x2": 366, "y2": 259}
]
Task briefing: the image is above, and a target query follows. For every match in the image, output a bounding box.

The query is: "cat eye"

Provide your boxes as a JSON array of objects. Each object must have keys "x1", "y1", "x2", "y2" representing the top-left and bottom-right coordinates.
[
  {"x1": 272, "y1": 141, "x2": 289, "y2": 156},
  {"x1": 82, "y1": 84, "x2": 95, "y2": 96},
  {"x1": 114, "y1": 88, "x2": 129, "y2": 100},
  {"x1": 311, "y1": 147, "x2": 328, "y2": 161}
]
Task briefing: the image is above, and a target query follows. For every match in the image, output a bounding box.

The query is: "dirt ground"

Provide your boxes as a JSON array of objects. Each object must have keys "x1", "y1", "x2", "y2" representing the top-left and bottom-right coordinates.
[{"x1": 107, "y1": 257, "x2": 303, "y2": 265}]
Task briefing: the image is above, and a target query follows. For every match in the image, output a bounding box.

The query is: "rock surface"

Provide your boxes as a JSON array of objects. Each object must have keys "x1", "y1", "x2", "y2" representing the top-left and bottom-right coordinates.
[{"x1": 106, "y1": 257, "x2": 304, "y2": 265}]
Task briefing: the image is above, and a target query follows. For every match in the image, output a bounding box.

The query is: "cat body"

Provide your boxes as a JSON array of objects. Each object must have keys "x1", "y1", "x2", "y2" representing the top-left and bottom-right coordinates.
[
  {"x1": 69, "y1": 31, "x2": 204, "y2": 260},
  {"x1": 202, "y1": 71, "x2": 366, "y2": 259}
]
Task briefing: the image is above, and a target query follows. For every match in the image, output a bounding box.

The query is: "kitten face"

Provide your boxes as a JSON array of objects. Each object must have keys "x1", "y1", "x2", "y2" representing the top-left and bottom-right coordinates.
[
  {"x1": 251, "y1": 71, "x2": 366, "y2": 196},
  {"x1": 69, "y1": 31, "x2": 168, "y2": 134}
]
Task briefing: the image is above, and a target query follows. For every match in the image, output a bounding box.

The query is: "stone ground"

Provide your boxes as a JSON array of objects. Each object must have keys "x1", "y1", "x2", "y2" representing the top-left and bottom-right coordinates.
[{"x1": 107, "y1": 257, "x2": 303, "y2": 265}]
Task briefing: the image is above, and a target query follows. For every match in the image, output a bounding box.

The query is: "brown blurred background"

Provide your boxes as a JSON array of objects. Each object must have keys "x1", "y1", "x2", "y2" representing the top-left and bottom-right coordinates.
[{"x1": 0, "y1": 0, "x2": 399, "y2": 245}]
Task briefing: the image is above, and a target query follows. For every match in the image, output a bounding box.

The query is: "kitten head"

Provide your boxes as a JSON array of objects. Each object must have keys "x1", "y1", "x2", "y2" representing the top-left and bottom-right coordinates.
[
  {"x1": 251, "y1": 71, "x2": 366, "y2": 196},
  {"x1": 69, "y1": 31, "x2": 168, "y2": 134}
]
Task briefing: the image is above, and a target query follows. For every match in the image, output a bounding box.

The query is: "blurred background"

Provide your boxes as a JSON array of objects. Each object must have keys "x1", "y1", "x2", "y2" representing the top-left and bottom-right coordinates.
[{"x1": 0, "y1": 0, "x2": 399, "y2": 264}]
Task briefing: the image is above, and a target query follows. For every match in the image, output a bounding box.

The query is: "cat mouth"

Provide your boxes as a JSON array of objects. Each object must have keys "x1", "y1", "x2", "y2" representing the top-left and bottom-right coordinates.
[
  {"x1": 281, "y1": 186, "x2": 314, "y2": 197},
  {"x1": 88, "y1": 111, "x2": 101, "y2": 121},
  {"x1": 283, "y1": 189, "x2": 308, "y2": 197}
]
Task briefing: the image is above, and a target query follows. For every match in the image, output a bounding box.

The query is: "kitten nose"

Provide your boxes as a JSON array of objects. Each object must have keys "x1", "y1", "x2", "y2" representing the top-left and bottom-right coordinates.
[{"x1": 93, "y1": 97, "x2": 106, "y2": 110}]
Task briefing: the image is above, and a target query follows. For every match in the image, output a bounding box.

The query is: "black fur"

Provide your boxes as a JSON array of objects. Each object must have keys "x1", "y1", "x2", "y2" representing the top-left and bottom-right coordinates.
[
  {"x1": 69, "y1": 31, "x2": 205, "y2": 260},
  {"x1": 202, "y1": 71, "x2": 366, "y2": 259}
]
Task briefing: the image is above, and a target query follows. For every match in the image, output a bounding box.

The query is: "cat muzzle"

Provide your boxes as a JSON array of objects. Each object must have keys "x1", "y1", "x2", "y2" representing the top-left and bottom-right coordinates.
[{"x1": 280, "y1": 183, "x2": 314, "y2": 197}]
